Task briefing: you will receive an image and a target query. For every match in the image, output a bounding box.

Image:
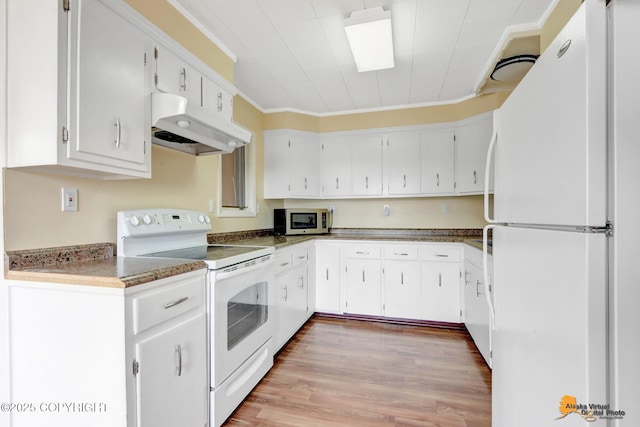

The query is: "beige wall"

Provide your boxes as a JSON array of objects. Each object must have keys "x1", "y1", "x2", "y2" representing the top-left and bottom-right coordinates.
[{"x1": 2, "y1": 0, "x2": 578, "y2": 251}]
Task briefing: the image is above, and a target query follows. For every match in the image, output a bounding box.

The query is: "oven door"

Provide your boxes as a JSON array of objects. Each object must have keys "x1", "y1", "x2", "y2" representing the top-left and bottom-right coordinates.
[{"x1": 208, "y1": 262, "x2": 275, "y2": 387}]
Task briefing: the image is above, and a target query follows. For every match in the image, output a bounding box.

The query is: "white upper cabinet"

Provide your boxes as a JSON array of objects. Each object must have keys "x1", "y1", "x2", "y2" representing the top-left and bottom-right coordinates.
[
  {"x1": 320, "y1": 135, "x2": 352, "y2": 197},
  {"x1": 385, "y1": 132, "x2": 421, "y2": 195},
  {"x1": 455, "y1": 112, "x2": 494, "y2": 194},
  {"x1": 351, "y1": 135, "x2": 383, "y2": 196},
  {"x1": 154, "y1": 46, "x2": 201, "y2": 106},
  {"x1": 7, "y1": 0, "x2": 152, "y2": 179},
  {"x1": 202, "y1": 77, "x2": 233, "y2": 121},
  {"x1": 155, "y1": 47, "x2": 235, "y2": 123},
  {"x1": 68, "y1": 0, "x2": 151, "y2": 175},
  {"x1": 262, "y1": 112, "x2": 493, "y2": 199},
  {"x1": 263, "y1": 134, "x2": 290, "y2": 199},
  {"x1": 263, "y1": 130, "x2": 319, "y2": 198},
  {"x1": 289, "y1": 134, "x2": 320, "y2": 197},
  {"x1": 421, "y1": 128, "x2": 455, "y2": 194}
]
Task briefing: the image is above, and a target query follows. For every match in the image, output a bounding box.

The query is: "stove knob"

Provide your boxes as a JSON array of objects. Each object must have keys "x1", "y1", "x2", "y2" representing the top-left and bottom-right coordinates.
[
  {"x1": 129, "y1": 216, "x2": 140, "y2": 227},
  {"x1": 204, "y1": 216, "x2": 211, "y2": 224},
  {"x1": 142, "y1": 214, "x2": 153, "y2": 225}
]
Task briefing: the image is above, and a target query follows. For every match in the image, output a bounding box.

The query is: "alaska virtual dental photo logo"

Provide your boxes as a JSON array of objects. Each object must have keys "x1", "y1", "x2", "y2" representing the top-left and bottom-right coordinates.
[{"x1": 555, "y1": 395, "x2": 626, "y2": 422}]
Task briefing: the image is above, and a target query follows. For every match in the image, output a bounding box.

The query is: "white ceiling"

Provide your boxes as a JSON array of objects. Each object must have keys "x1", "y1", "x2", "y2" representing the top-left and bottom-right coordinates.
[{"x1": 170, "y1": 0, "x2": 558, "y2": 115}]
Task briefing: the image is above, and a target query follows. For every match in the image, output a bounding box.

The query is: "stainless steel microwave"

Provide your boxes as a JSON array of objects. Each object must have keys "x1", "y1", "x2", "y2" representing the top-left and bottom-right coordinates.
[{"x1": 274, "y1": 208, "x2": 329, "y2": 236}]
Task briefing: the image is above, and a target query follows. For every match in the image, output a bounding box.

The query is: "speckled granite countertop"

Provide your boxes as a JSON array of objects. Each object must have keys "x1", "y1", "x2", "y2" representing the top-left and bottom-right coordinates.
[
  {"x1": 5, "y1": 243, "x2": 207, "y2": 288},
  {"x1": 5, "y1": 229, "x2": 488, "y2": 288},
  {"x1": 209, "y1": 228, "x2": 488, "y2": 250}
]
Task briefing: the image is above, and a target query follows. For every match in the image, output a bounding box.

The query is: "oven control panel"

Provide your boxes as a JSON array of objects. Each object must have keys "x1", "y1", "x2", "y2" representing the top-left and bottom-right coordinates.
[{"x1": 117, "y1": 209, "x2": 211, "y2": 238}]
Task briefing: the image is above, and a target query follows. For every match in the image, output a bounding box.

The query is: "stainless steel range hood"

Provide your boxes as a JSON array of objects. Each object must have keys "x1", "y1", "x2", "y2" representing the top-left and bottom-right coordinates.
[{"x1": 151, "y1": 92, "x2": 252, "y2": 155}]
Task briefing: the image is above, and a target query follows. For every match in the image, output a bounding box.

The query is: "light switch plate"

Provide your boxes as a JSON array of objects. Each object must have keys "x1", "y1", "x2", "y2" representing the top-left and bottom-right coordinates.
[{"x1": 61, "y1": 188, "x2": 78, "y2": 212}]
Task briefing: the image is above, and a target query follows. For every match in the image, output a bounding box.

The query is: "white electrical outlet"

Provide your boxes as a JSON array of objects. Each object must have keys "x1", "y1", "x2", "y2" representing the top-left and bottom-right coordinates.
[
  {"x1": 61, "y1": 188, "x2": 78, "y2": 212},
  {"x1": 442, "y1": 203, "x2": 451, "y2": 214},
  {"x1": 329, "y1": 205, "x2": 335, "y2": 214},
  {"x1": 383, "y1": 204, "x2": 390, "y2": 216}
]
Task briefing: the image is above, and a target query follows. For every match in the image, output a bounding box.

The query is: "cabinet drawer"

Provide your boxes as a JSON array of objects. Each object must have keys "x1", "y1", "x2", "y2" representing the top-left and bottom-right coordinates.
[
  {"x1": 274, "y1": 251, "x2": 293, "y2": 276},
  {"x1": 343, "y1": 245, "x2": 381, "y2": 259},
  {"x1": 292, "y1": 247, "x2": 308, "y2": 267},
  {"x1": 383, "y1": 245, "x2": 418, "y2": 260},
  {"x1": 419, "y1": 245, "x2": 461, "y2": 262},
  {"x1": 133, "y1": 275, "x2": 204, "y2": 335}
]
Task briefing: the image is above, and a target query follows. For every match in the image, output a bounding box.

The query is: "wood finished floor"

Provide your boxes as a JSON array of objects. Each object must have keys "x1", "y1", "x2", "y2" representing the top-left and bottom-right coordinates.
[{"x1": 224, "y1": 316, "x2": 491, "y2": 427}]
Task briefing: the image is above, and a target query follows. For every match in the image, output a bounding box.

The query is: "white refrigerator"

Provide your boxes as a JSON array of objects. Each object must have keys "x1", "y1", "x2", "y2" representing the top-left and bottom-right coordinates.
[{"x1": 485, "y1": 0, "x2": 639, "y2": 425}]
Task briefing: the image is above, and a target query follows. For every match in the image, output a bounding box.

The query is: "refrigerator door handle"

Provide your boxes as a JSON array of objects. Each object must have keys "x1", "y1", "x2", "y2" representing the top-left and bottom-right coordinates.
[
  {"x1": 484, "y1": 110, "x2": 498, "y2": 224},
  {"x1": 483, "y1": 224, "x2": 496, "y2": 325}
]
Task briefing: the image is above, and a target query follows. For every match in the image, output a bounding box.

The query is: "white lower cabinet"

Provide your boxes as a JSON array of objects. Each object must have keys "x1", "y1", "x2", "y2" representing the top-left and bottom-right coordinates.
[
  {"x1": 344, "y1": 259, "x2": 383, "y2": 316},
  {"x1": 420, "y1": 245, "x2": 462, "y2": 323},
  {"x1": 333, "y1": 241, "x2": 463, "y2": 323},
  {"x1": 135, "y1": 312, "x2": 207, "y2": 427},
  {"x1": 274, "y1": 242, "x2": 315, "y2": 351},
  {"x1": 315, "y1": 241, "x2": 342, "y2": 313},
  {"x1": 341, "y1": 244, "x2": 382, "y2": 316},
  {"x1": 6, "y1": 270, "x2": 207, "y2": 427},
  {"x1": 463, "y1": 245, "x2": 492, "y2": 367},
  {"x1": 383, "y1": 261, "x2": 421, "y2": 319}
]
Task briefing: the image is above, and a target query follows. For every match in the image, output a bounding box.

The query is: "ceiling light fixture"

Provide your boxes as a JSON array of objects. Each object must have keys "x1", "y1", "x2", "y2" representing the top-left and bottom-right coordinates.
[
  {"x1": 344, "y1": 7, "x2": 394, "y2": 72},
  {"x1": 490, "y1": 54, "x2": 538, "y2": 82}
]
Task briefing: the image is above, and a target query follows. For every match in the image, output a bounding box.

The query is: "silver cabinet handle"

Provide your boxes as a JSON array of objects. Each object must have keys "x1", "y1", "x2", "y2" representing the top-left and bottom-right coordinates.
[
  {"x1": 114, "y1": 118, "x2": 121, "y2": 148},
  {"x1": 336, "y1": 177, "x2": 339, "y2": 189},
  {"x1": 217, "y1": 92, "x2": 223, "y2": 112},
  {"x1": 362, "y1": 270, "x2": 365, "y2": 283},
  {"x1": 401, "y1": 272, "x2": 404, "y2": 285},
  {"x1": 434, "y1": 254, "x2": 449, "y2": 258},
  {"x1": 299, "y1": 276, "x2": 304, "y2": 289},
  {"x1": 438, "y1": 273, "x2": 442, "y2": 287},
  {"x1": 476, "y1": 279, "x2": 483, "y2": 297},
  {"x1": 393, "y1": 252, "x2": 409, "y2": 256},
  {"x1": 464, "y1": 270, "x2": 470, "y2": 285},
  {"x1": 304, "y1": 177, "x2": 308, "y2": 189},
  {"x1": 326, "y1": 268, "x2": 329, "y2": 280},
  {"x1": 280, "y1": 262, "x2": 290, "y2": 267},
  {"x1": 297, "y1": 255, "x2": 306, "y2": 260},
  {"x1": 355, "y1": 251, "x2": 370, "y2": 255},
  {"x1": 473, "y1": 170, "x2": 477, "y2": 184},
  {"x1": 164, "y1": 296, "x2": 188, "y2": 309},
  {"x1": 180, "y1": 67, "x2": 187, "y2": 91},
  {"x1": 282, "y1": 285, "x2": 288, "y2": 301},
  {"x1": 436, "y1": 173, "x2": 440, "y2": 187},
  {"x1": 403, "y1": 174, "x2": 407, "y2": 188},
  {"x1": 365, "y1": 176, "x2": 369, "y2": 189},
  {"x1": 175, "y1": 344, "x2": 182, "y2": 376}
]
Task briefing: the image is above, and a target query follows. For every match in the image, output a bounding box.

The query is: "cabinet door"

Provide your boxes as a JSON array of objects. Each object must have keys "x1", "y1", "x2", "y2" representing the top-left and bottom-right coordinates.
[
  {"x1": 289, "y1": 135, "x2": 319, "y2": 197},
  {"x1": 422, "y1": 262, "x2": 461, "y2": 323},
  {"x1": 202, "y1": 76, "x2": 233, "y2": 121},
  {"x1": 275, "y1": 264, "x2": 308, "y2": 349},
  {"x1": 263, "y1": 134, "x2": 290, "y2": 198},
  {"x1": 386, "y1": 132, "x2": 421, "y2": 195},
  {"x1": 136, "y1": 312, "x2": 207, "y2": 427},
  {"x1": 320, "y1": 136, "x2": 352, "y2": 197},
  {"x1": 352, "y1": 135, "x2": 383, "y2": 196},
  {"x1": 463, "y1": 260, "x2": 491, "y2": 365},
  {"x1": 421, "y1": 128, "x2": 455, "y2": 194},
  {"x1": 344, "y1": 260, "x2": 382, "y2": 316},
  {"x1": 68, "y1": 0, "x2": 150, "y2": 173},
  {"x1": 155, "y1": 46, "x2": 201, "y2": 106},
  {"x1": 455, "y1": 114, "x2": 494, "y2": 194},
  {"x1": 383, "y1": 261, "x2": 421, "y2": 319},
  {"x1": 315, "y1": 242, "x2": 342, "y2": 313}
]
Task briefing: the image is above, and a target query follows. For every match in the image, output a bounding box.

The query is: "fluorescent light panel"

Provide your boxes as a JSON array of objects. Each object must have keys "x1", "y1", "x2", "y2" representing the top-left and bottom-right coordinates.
[{"x1": 345, "y1": 7, "x2": 394, "y2": 72}]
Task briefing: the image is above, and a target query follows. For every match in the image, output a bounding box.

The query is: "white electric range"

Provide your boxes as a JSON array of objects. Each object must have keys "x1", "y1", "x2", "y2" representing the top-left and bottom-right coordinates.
[{"x1": 117, "y1": 208, "x2": 275, "y2": 427}]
